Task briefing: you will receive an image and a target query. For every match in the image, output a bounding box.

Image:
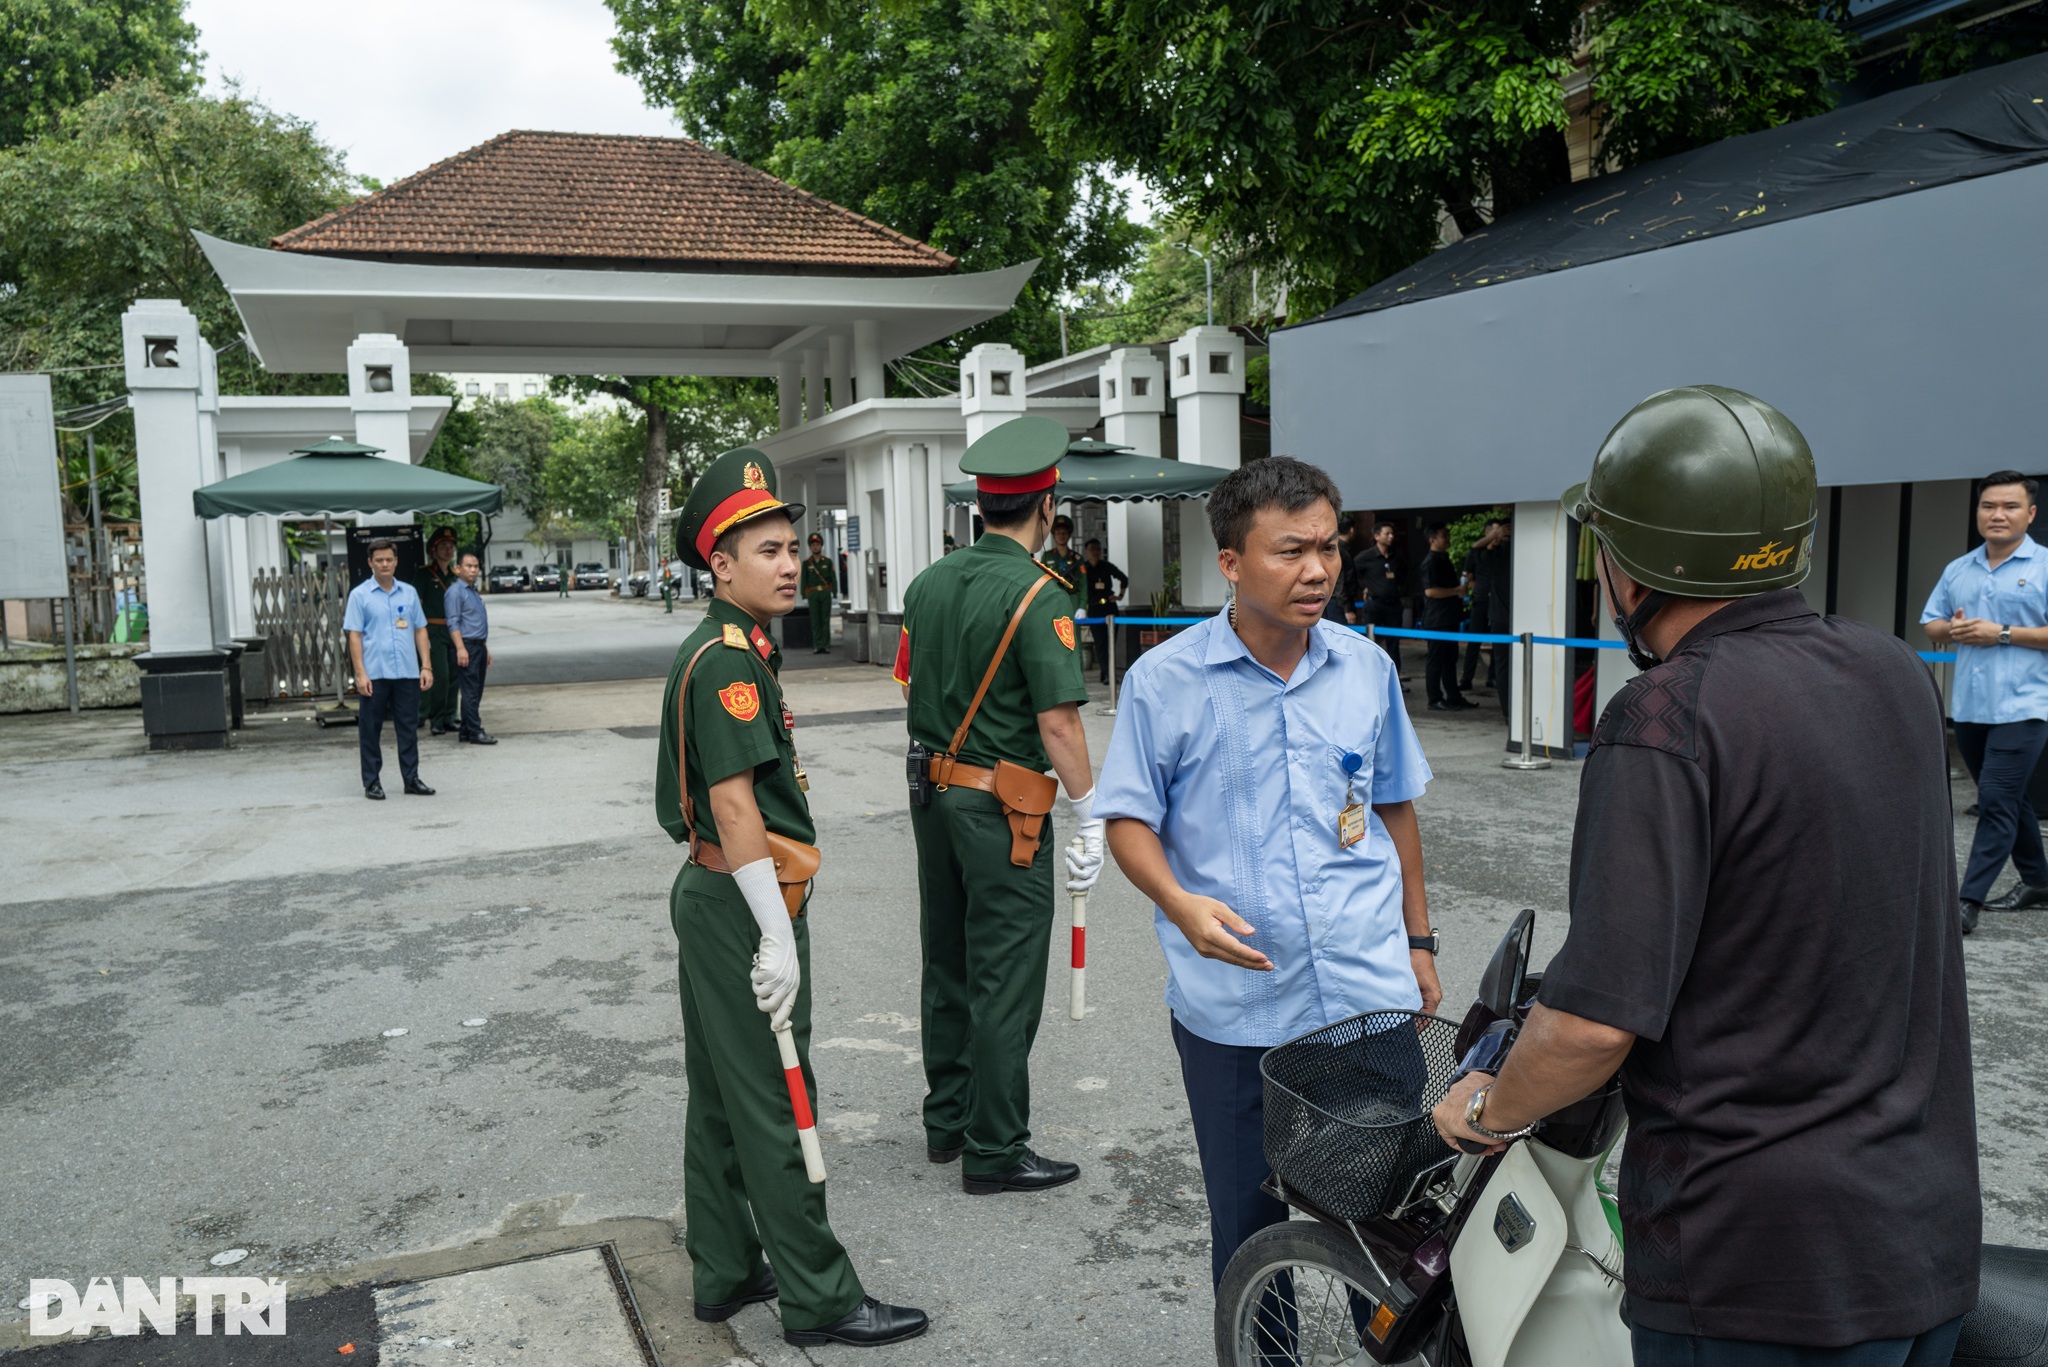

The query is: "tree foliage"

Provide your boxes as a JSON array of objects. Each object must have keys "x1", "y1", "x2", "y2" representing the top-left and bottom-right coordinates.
[
  {"x1": 606, "y1": 0, "x2": 1146, "y2": 364},
  {"x1": 0, "y1": 0, "x2": 200, "y2": 149},
  {"x1": 1039, "y1": 0, "x2": 1852, "y2": 317}
]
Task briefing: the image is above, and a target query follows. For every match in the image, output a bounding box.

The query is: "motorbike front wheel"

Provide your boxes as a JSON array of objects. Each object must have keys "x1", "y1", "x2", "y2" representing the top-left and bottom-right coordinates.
[{"x1": 1215, "y1": 1219, "x2": 1441, "y2": 1367}]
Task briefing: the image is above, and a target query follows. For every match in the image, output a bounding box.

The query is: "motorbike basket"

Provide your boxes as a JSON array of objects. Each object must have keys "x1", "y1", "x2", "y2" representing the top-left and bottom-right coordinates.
[{"x1": 1261, "y1": 1010, "x2": 1463, "y2": 1222}]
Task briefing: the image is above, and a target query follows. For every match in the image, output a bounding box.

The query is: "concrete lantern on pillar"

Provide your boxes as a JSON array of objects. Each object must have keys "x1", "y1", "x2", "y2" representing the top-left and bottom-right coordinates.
[
  {"x1": 124, "y1": 298, "x2": 232, "y2": 749},
  {"x1": 960, "y1": 342, "x2": 1026, "y2": 445},
  {"x1": 1100, "y1": 347, "x2": 1168, "y2": 604},
  {"x1": 1169, "y1": 325, "x2": 1245, "y2": 609},
  {"x1": 348, "y1": 333, "x2": 414, "y2": 527},
  {"x1": 852, "y1": 318, "x2": 884, "y2": 405}
]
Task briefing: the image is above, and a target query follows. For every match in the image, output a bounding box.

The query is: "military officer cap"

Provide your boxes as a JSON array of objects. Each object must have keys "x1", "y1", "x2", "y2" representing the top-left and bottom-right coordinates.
[
  {"x1": 426, "y1": 525, "x2": 458, "y2": 550},
  {"x1": 960, "y1": 414, "x2": 1068, "y2": 497},
  {"x1": 676, "y1": 447, "x2": 806, "y2": 571}
]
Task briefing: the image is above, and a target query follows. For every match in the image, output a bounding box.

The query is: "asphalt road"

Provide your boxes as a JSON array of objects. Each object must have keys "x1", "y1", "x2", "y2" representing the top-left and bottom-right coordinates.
[
  {"x1": 1, "y1": 616, "x2": 2042, "y2": 1366},
  {"x1": 478, "y1": 592, "x2": 849, "y2": 687}
]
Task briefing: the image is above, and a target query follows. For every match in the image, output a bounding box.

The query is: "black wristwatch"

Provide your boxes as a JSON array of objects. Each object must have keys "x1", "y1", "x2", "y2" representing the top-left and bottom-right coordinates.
[{"x1": 1408, "y1": 930, "x2": 1439, "y2": 954}]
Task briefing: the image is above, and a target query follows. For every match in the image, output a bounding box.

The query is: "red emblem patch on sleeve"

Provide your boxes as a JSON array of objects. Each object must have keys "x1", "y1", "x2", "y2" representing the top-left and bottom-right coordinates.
[
  {"x1": 891, "y1": 627, "x2": 912, "y2": 685},
  {"x1": 717, "y1": 681, "x2": 761, "y2": 721},
  {"x1": 1054, "y1": 616, "x2": 1076, "y2": 650}
]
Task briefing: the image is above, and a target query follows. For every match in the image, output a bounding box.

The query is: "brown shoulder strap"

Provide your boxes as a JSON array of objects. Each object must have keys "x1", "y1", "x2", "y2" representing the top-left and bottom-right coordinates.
[
  {"x1": 673, "y1": 638, "x2": 725, "y2": 841},
  {"x1": 945, "y1": 573, "x2": 1055, "y2": 759}
]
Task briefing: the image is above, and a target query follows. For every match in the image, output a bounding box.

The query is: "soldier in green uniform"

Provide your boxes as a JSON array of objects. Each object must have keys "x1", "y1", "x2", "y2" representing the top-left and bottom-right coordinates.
[
  {"x1": 410, "y1": 527, "x2": 460, "y2": 736},
  {"x1": 1041, "y1": 514, "x2": 1085, "y2": 612},
  {"x1": 801, "y1": 533, "x2": 836, "y2": 654},
  {"x1": 658, "y1": 448, "x2": 927, "y2": 1349},
  {"x1": 891, "y1": 415, "x2": 1107, "y2": 1195}
]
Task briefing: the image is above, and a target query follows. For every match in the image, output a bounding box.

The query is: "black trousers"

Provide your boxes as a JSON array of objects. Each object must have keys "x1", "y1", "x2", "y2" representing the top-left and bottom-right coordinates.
[
  {"x1": 1365, "y1": 600, "x2": 1404, "y2": 676},
  {"x1": 1422, "y1": 615, "x2": 1466, "y2": 706},
  {"x1": 1631, "y1": 1316, "x2": 1961, "y2": 1367},
  {"x1": 457, "y1": 635, "x2": 489, "y2": 738},
  {"x1": 357, "y1": 676, "x2": 421, "y2": 788},
  {"x1": 1088, "y1": 615, "x2": 1113, "y2": 682},
  {"x1": 1954, "y1": 719, "x2": 2048, "y2": 902},
  {"x1": 1172, "y1": 1016, "x2": 1287, "y2": 1289}
]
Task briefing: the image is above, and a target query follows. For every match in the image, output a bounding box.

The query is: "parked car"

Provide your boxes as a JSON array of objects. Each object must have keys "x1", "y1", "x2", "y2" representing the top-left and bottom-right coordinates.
[
  {"x1": 573, "y1": 562, "x2": 611, "y2": 590},
  {"x1": 625, "y1": 570, "x2": 652, "y2": 597},
  {"x1": 487, "y1": 564, "x2": 530, "y2": 593},
  {"x1": 529, "y1": 564, "x2": 563, "y2": 591}
]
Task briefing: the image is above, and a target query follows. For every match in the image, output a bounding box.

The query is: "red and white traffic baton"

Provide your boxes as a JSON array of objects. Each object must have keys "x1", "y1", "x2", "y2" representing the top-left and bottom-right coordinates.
[
  {"x1": 773, "y1": 1020, "x2": 826, "y2": 1184},
  {"x1": 1069, "y1": 836, "x2": 1087, "y2": 1021}
]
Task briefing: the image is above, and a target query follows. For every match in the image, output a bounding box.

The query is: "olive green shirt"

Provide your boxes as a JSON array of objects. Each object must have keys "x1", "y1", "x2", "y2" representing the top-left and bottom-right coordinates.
[
  {"x1": 655, "y1": 597, "x2": 815, "y2": 848},
  {"x1": 801, "y1": 554, "x2": 837, "y2": 600},
  {"x1": 409, "y1": 562, "x2": 455, "y2": 621},
  {"x1": 1040, "y1": 546, "x2": 1084, "y2": 608},
  {"x1": 898, "y1": 532, "x2": 1087, "y2": 771}
]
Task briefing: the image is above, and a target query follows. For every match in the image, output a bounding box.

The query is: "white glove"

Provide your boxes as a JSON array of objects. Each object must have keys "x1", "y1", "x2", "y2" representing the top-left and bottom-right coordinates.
[
  {"x1": 1065, "y1": 787, "x2": 1106, "y2": 893},
  {"x1": 733, "y1": 857, "x2": 800, "y2": 1030}
]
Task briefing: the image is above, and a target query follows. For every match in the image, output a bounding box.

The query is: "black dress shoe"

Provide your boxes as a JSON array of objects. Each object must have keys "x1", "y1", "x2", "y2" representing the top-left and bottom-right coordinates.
[
  {"x1": 928, "y1": 1143, "x2": 963, "y2": 1165},
  {"x1": 784, "y1": 1296, "x2": 929, "y2": 1348},
  {"x1": 1961, "y1": 900, "x2": 1982, "y2": 935},
  {"x1": 693, "y1": 1266, "x2": 777, "y2": 1323},
  {"x1": 1427, "y1": 701, "x2": 1452, "y2": 712},
  {"x1": 1449, "y1": 697, "x2": 1480, "y2": 710},
  {"x1": 403, "y1": 779, "x2": 436, "y2": 796},
  {"x1": 364, "y1": 783, "x2": 385, "y2": 800},
  {"x1": 429, "y1": 724, "x2": 451, "y2": 736},
  {"x1": 458, "y1": 732, "x2": 498, "y2": 745},
  {"x1": 1986, "y1": 882, "x2": 2048, "y2": 912},
  {"x1": 963, "y1": 1148, "x2": 1079, "y2": 1195}
]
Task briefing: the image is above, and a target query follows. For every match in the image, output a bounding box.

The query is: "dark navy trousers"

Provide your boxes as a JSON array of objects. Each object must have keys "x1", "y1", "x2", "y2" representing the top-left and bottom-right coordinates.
[
  {"x1": 457, "y1": 635, "x2": 488, "y2": 738},
  {"x1": 357, "y1": 676, "x2": 421, "y2": 788},
  {"x1": 1632, "y1": 1316, "x2": 1962, "y2": 1367},
  {"x1": 1172, "y1": 1016, "x2": 1287, "y2": 1289},
  {"x1": 1954, "y1": 719, "x2": 2048, "y2": 902}
]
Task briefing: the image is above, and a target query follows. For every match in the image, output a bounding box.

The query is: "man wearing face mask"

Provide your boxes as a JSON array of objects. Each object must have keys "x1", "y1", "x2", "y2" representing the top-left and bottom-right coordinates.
[{"x1": 1432, "y1": 387, "x2": 1976, "y2": 1367}]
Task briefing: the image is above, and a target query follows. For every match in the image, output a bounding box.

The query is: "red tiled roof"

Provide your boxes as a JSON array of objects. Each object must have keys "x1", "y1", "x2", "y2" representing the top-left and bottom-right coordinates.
[{"x1": 272, "y1": 130, "x2": 956, "y2": 275}]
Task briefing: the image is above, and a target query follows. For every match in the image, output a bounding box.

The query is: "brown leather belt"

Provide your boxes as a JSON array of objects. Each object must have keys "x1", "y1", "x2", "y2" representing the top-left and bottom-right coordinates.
[
  {"x1": 427, "y1": 617, "x2": 447, "y2": 625},
  {"x1": 928, "y1": 756, "x2": 1000, "y2": 794},
  {"x1": 926, "y1": 757, "x2": 1057, "y2": 867},
  {"x1": 691, "y1": 837, "x2": 734, "y2": 873},
  {"x1": 688, "y1": 837, "x2": 813, "y2": 917}
]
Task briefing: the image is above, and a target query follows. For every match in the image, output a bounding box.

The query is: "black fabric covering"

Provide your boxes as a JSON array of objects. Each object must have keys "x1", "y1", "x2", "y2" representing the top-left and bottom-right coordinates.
[{"x1": 1313, "y1": 51, "x2": 2048, "y2": 324}]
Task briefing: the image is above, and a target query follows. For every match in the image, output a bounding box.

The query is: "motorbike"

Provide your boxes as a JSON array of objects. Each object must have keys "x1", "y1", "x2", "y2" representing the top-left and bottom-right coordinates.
[{"x1": 1214, "y1": 909, "x2": 2048, "y2": 1367}]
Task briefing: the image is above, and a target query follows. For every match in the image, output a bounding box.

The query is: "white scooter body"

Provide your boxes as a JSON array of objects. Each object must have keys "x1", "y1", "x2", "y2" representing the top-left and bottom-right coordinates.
[{"x1": 1448, "y1": 1137, "x2": 1628, "y2": 1367}]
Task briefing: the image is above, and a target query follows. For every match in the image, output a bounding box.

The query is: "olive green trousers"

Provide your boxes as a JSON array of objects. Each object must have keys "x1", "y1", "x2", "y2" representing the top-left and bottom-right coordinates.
[
  {"x1": 807, "y1": 594, "x2": 832, "y2": 649},
  {"x1": 671, "y1": 867, "x2": 863, "y2": 1330},
  {"x1": 424, "y1": 625, "x2": 457, "y2": 728},
  {"x1": 910, "y1": 786, "x2": 1055, "y2": 1177}
]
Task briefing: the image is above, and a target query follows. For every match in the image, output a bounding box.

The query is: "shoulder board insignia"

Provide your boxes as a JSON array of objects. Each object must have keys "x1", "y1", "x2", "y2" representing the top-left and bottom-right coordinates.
[
  {"x1": 722, "y1": 623, "x2": 749, "y2": 649},
  {"x1": 1032, "y1": 558, "x2": 1074, "y2": 591},
  {"x1": 748, "y1": 625, "x2": 773, "y2": 660}
]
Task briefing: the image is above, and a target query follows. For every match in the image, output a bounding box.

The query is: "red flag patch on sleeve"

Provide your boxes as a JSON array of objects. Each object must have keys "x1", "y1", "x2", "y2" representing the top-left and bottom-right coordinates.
[{"x1": 717, "y1": 681, "x2": 761, "y2": 721}]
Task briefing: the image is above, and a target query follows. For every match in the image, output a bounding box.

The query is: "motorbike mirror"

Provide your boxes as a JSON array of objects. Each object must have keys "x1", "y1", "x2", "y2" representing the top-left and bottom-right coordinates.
[{"x1": 1477, "y1": 909, "x2": 1536, "y2": 1019}]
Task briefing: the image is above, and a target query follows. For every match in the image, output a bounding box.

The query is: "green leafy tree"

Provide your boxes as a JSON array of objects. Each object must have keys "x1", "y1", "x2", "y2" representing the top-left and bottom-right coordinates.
[
  {"x1": 1040, "y1": 0, "x2": 1851, "y2": 317},
  {"x1": 0, "y1": 0, "x2": 200, "y2": 149},
  {"x1": 468, "y1": 397, "x2": 558, "y2": 529},
  {"x1": 606, "y1": 0, "x2": 1145, "y2": 365}
]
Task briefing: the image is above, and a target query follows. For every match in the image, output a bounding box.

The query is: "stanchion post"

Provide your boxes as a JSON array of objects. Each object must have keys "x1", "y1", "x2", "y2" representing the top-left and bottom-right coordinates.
[
  {"x1": 1108, "y1": 616, "x2": 1118, "y2": 712},
  {"x1": 1501, "y1": 630, "x2": 1551, "y2": 771}
]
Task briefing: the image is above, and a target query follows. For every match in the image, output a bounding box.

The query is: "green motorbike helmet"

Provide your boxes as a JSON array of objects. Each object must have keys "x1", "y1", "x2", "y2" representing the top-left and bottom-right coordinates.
[{"x1": 1564, "y1": 385, "x2": 1817, "y2": 665}]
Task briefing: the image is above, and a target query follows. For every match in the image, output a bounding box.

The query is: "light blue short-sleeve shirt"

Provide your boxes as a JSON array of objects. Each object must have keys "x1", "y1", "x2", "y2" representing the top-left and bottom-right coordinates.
[
  {"x1": 343, "y1": 577, "x2": 424, "y2": 680},
  {"x1": 1920, "y1": 535, "x2": 2048, "y2": 725},
  {"x1": 1095, "y1": 614, "x2": 1433, "y2": 1047}
]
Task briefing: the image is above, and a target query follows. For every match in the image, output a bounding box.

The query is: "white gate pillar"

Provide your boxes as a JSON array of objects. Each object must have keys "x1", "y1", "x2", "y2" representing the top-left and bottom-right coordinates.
[
  {"x1": 348, "y1": 333, "x2": 414, "y2": 528},
  {"x1": 1169, "y1": 326, "x2": 1244, "y2": 610},
  {"x1": 852, "y1": 319, "x2": 885, "y2": 405},
  {"x1": 802, "y1": 348, "x2": 825, "y2": 423},
  {"x1": 1509, "y1": 500, "x2": 1577, "y2": 760},
  {"x1": 1100, "y1": 347, "x2": 1167, "y2": 605}
]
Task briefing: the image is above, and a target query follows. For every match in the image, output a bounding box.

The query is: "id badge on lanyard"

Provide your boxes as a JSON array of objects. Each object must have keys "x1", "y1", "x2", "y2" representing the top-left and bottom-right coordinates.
[{"x1": 1338, "y1": 752, "x2": 1366, "y2": 849}]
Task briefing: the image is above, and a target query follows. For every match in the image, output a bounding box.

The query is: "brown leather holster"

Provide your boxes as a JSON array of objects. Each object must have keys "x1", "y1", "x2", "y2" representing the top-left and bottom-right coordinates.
[
  {"x1": 675, "y1": 639, "x2": 821, "y2": 918},
  {"x1": 928, "y1": 573, "x2": 1062, "y2": 868}
]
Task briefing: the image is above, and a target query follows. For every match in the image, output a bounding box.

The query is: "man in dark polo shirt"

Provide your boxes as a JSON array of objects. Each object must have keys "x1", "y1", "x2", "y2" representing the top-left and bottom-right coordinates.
[{"x1": 1433, "y1": 387, "x2": 1978, "y2": 1366}]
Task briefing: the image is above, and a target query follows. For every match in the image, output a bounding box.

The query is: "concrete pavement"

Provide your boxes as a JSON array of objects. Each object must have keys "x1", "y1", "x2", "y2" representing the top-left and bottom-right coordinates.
[{"x1": 1, "y1": 608, "x2": 2042, "y2": 1365}]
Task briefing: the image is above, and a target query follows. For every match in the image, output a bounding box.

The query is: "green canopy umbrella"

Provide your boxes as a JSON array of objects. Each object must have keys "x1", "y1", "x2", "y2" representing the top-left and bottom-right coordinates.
[
  {"x1": 192, "y1": 438, "x2": 504, "y2": 518},
  {"x1": 944, "y1": 439, "x2": 1228, "y2": 506}
]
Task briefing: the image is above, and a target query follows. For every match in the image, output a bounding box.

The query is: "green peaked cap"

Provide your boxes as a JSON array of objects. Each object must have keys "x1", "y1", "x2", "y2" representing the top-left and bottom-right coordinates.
[
  {"x1": 675, "y1": 447, "x2": 806, "y2": 571},
  {"x1": 959, "y1": 415, "x2": 1069, "y2": 488}
]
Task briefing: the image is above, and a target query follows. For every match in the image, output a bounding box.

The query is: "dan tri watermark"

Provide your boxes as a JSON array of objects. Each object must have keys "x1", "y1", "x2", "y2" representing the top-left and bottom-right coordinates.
[{"x1": 25, "y1": 1277, "x2": 287, "y2": 1336}]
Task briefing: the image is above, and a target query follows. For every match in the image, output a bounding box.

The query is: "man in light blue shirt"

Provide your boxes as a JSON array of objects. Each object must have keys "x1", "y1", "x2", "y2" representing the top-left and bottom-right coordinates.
[
  {"x1": 1098, "y1": 458, "x2": 1438, "y2": 1291},
  {"x1": 1922, "y1": 469, "x2": 2048, "y2": 931},
  {"x1": 444, "y1": 550, "x2": 496, "y2": 745},
  {"x1": 344, "y1": 538, "x2": 435, "y2": 799}
]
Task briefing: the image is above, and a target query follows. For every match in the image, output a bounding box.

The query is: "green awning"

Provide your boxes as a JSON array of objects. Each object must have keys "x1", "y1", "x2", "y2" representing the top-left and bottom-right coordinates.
[
  {"x1": 193, "y1": 439, "x2": 504, "y2": 518},
  {"x1": 944, "y1": 439, "x2": 1227, "y2": 506}
]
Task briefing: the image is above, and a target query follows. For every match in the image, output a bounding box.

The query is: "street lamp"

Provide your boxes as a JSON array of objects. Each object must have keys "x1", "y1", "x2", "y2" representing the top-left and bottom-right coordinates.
[{"x1": 1174, "y1": 242, "x2": 1214, "y2": 327}]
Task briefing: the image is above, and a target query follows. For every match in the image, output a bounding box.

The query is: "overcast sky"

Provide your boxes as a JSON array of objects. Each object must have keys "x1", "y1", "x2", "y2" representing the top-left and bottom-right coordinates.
[{"x1": 186, "y1": 0, "x2": 681, "y2": 186}]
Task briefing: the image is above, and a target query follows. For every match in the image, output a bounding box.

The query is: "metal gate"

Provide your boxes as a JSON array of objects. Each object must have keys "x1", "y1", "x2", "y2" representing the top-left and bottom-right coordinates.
[{"x1": 251, "y1": 566, "x2": 350, "y2": 699}]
